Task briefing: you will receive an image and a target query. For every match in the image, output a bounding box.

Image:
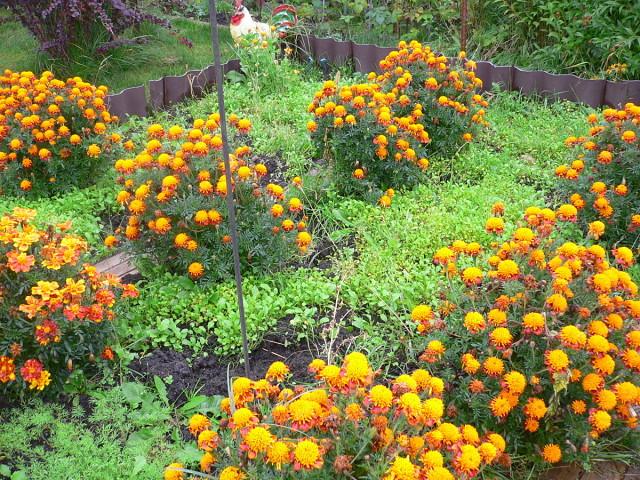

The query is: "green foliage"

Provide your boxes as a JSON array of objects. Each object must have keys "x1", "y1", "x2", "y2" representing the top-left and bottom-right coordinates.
[
  {"x1": 0, "y1": 384, "x2": 181, "y2": 479},
  {"x1": 118, "y1": 269, "x2": 335, "y2": 357}
]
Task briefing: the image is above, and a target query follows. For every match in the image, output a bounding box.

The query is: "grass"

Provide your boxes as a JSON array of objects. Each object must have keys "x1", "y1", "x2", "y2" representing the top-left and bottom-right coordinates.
[
  {"x1": 0, "y1": 9, "x2": 234, "y2": 93},
  {"x1": 0, "y1": 383, "x2": 183, "y2": 480}
]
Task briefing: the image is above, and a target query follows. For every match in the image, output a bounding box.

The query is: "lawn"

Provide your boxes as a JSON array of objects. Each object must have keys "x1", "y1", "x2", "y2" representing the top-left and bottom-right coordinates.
[
  {"x1": 0, "y1": 16, "x2": 639, "y2": 480},
  {"x1": 0, "y1": 8, "x2": 234, "y2": 93}
]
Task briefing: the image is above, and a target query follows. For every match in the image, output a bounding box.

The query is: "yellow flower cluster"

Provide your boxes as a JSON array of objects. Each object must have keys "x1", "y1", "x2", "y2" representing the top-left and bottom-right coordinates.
[
  {"x1": 555, "y1": 103, "x2": 640, "y2": 243},
  {"x1": 165, "y1": 352, "x2": 504, "y2": 479},
  {"x1": 412, "y1": 205, "x2": 640, "y2": 465},
  {"x1": 110, "y1": 115, "x2": 310, "y2": 280},
  {"x1": 0, "y1": 70, "x2": 119, "y2": 194}
]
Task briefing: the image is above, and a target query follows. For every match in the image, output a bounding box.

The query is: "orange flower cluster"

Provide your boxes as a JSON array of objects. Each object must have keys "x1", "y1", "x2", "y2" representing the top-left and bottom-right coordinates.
[
  {"x1": 412, "y1": 205, "x2": 640, "y2": 465},
  {"x1": 165, "y1": 353, "x2": 504, "y2": 480},
  {"x1": 555, "y1": 103, "x2": 640, "y2": 244},
  {"x1": 110, "y1": 115, "x2": 310, "y2": 281},
  {"x1": 0, "y1": 208, "x2": 138, "y2": 396},
  {"x1": 307, "y1": 41, "x2": 487, "y2": 206},
  {"x1": 0, "y1": 70, "x2": 120, "y2": 195}
]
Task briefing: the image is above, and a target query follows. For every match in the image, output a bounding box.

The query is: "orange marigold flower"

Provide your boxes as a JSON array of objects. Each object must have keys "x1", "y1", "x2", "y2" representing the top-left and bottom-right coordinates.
[{"x1": 542, "y1": 444, "x2": 562, "y2": 463}]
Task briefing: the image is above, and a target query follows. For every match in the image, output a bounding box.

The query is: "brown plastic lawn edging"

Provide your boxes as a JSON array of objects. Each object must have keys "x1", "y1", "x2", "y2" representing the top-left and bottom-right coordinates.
[{"x1": 105, "y1": 34, "x2": 640, "y2": 119}]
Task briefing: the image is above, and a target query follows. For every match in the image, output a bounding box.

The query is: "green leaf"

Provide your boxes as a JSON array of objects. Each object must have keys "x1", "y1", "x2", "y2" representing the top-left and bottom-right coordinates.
[
  {"x1": 0, "y1": 465, "x2": 11, "y2": 478},
  {"x1": 153, "y1": 375, "x2": 169, "y2": 406}
]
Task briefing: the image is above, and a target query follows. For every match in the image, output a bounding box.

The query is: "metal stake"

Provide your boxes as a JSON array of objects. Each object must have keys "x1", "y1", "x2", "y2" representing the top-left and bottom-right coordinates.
[{"x1": 209, "y1": 0, "x2": 251, "y2": 377}]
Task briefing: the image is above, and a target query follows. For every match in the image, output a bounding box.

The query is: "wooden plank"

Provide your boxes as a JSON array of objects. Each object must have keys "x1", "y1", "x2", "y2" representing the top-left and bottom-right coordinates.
[{"x1": 95, "y1": 252, "x2": 138, "y2": 279}]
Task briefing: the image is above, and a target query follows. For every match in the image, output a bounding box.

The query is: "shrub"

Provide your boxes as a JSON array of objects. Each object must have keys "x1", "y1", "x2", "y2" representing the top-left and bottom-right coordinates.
[
  {"x1": 164, "y1": 352, "x2": 507, "y2": 479},
  {"x1": 0, "y1": 207, "x2": 138, "y2": 398},
  {"x1": 109, "y1": 115, "x2": 311, "y2": 282},
  {"x1": 410, "y1": 205, "x2": 640, "y2": 468},
  {"x1": 555, "y1": 103, "x2": 640, "y2": 246},
  {"x1": 307, "y1": 41, "x2": 487, "y2": 204},
  {"x1": 0, "y1": 70, "x2": 120, "y2": 197},
  {"x1": 5, "y1": 0, "x2": 170, "y2": 59}
]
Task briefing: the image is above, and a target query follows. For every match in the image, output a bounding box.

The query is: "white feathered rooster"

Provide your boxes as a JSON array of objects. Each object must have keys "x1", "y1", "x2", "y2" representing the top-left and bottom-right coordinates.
[{"x1": 230, "y1": 0, "x2": 297, "y2": 44}]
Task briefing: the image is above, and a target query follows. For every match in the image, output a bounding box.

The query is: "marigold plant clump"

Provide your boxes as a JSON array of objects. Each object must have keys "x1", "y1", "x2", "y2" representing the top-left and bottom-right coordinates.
[
  {"x1": 0, "y1": 70, "x2": 120, "y2": 196},
  {"x1": 165, "y1": 352, "x2": 506, "y2": 479},
  {"x1": 555, "y1": 103, "x2": 640, "y2": 245},
  {"x1": 307, "y1": 40, "x2": 488, "y2": 205},
  {"x1": 0, "y1": 208, "x2": 138, "y2": 397},
  {"x1": 110, "y1": 115, "x2": 310, "y2": 281},
  {"x1": 411, "y1": 205, "x2": 640, "y2": 467}
]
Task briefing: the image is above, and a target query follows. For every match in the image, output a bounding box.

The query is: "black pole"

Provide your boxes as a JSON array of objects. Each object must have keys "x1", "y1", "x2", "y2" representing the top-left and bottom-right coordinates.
[{"x1": 209, "y1": 0, "x2": 251, "y2": 378}]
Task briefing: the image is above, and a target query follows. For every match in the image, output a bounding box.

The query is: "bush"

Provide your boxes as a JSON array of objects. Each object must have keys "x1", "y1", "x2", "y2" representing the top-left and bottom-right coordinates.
[
  {"x1": 555, "y1": 103, "x2": 640, "y2": 246},
  {"x1": 164, "y1": 352, "x2": 506, "y2": 479},
  {"x1": 410, "y1": 205, "x2": 640, "y2": 468},
  {"x1": 0, "y1": 208, "x2": 138, "y2": 398},
  {"x1": 0, "y1": 70, "x2": 121, "y2": 197},
  {"x1": 109, "y1": 115, "x2": 312, "y2": 282},
  {"x1": 307, "y1": 41, "x2": 487, "y2": 204},
  {"x1": 5, "y1": 0, "x2": 170, "y2": 59}
]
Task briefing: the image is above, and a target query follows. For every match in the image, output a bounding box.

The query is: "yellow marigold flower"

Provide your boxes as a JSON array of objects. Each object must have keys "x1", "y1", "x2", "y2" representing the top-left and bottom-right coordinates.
[
  {"x1": 557, "y1": 204, "x2": 578, "y2": 222},
  {"x1": 462, "y1": 266, "x2": 483, "y2": 286},
  {"x1": 592, "y1": 354, "x2": 615, "y2": 375},
  {"x1": 502, "y1": 371, "x2": 526, "y2": 395},
  {"x1": 478, "y1": 442, "x2": 497, "y2": 463},
  {"x1": 485, "y1": 217, "x2": 504, "y2": 234},
  {"x1": 483, "y1": 356, "x2": 504, "y2": 376},
  {"x1": 546, "y1": 293, "x2": 568, "y2": 314},
  {"x1": 197, "y1": 429, "x2": 219, "y2": 452},
  {"x1": 424, "y1": 467, "x2": 454, "y2": 480},
  {"x1": 589, "y1": 409, "x2": 612, "y2": 432},
  {"x1": 199, "y1": 452, "x2": 215, "y2": 473},
  {"x1": 488, "y1": 308, "x2": 507, "y2": 326},
  {"x1": 454, "y1": 444, "x2": 481, "y2": 475},
  {"x1": 164, "y1": 462, "x2": 184, "y2": 480},
  {"x1": 522, "y1": 312, "x2": 545, "y2": 334},
  {"x1": 188, "y1": 414, "x2": 211, "y2": 436},
  {"x1": 367, "y1": 385, "x2": 393, "y2": 413},
  {"x1": 230, "y1": 407, "x2": 256, "y2": 430},
  {"x1": 615, "y1": 382, "x2": 638, "y2": 404},
  {"x1": 244, "y1": 426, "x2": 273, "y2": 457},
  {"x1": 461, "y1": 353, "x2": 480, "y2": 374},
  {"x1": 411, "y1": 369, "x2": 432, "y2": 391},
  {"x1": 188, "y1": 262, "x2": 204, "y2": 279},
  {"x1": 266, "y1": 441, "x2": 290, "y2": 470},
  {"x1": 293, "y1": 439, "x2": 323, "y2": 470},
  {"x1": 545, "y1": 349, "x2": 570, "y2": 372},
  {"x1": 383, "y1": 456, "x2": 415, "y2": 480},
  {"x1": 265, "y1": 361, "x2": 289, "y2": 382},
  {"x1": 490, "y1": 327, "x2": 512, "y2": 349},
  {"x1": 497, "y1": 259, "x2": 519, "y2": 280},
  {"x1": 596, "y1": 389, "x2": 617, "y2": 411},
  {"x1": 463, "y1": 311, "x2": 486, "y2": 333},
  {"x1": 560, "y1": 325, "x2": 586, "y2": 349},
  {"x1": 587, "y1": 334, "x2": 609, "y2": 354},
  {"x1": 422, "y1": 397, "x2": 444, "y2": 422},
  {"x1": 219, "y1": 466, "x2": 246, "y2": 480},
  {"x1": 542, "y1": 444, "x2": 562, "y2": 463}
]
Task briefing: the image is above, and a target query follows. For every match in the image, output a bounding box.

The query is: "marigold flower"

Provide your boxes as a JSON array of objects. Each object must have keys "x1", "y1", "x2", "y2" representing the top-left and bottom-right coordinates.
[
  {"x1": 367, "y1": 385, "x2": 393, "y2": 413},
  {"x1": 266, "y1": 441, "x2": 290, "y2": 470},
  {"x1": 545, "y1": 349, "x2": 570, "y2": 373},
  {"x1": 490, "y1": 327, "x2": 513, "y2": 349},
  {"x1": 490, "y1": 395, "x2": 513, "y2": 418},
  {"x1": 189, "y1": 414, "x2": 211, "y2": 436},
  {"x1": 218, "y1": 466, "x2": 246, "y2": 480},
  {"x1": 293, "y1": 439, "x2": 323, "y2": 470},
  {"x1": 265, "y1": 361, "x2": 289, "y2": 382},
  {"x1": 197, "y1": 429, "x2": 220, "y2": 451},
  {"x1": 485, "y1": 217, "x2": 505, "y2": 234},
  {"x1": 188, "y1": 262, "x2": 204, "y2": 279},
  {"x1": 164, "y1": 463, "x2": 184, "y2": 480},
  {"x1": 542, "y1": 444, "x2": 562, "y2": 463},
  {"x1": 483, "y1": 356, "x2": 504, "y2": 376}
]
